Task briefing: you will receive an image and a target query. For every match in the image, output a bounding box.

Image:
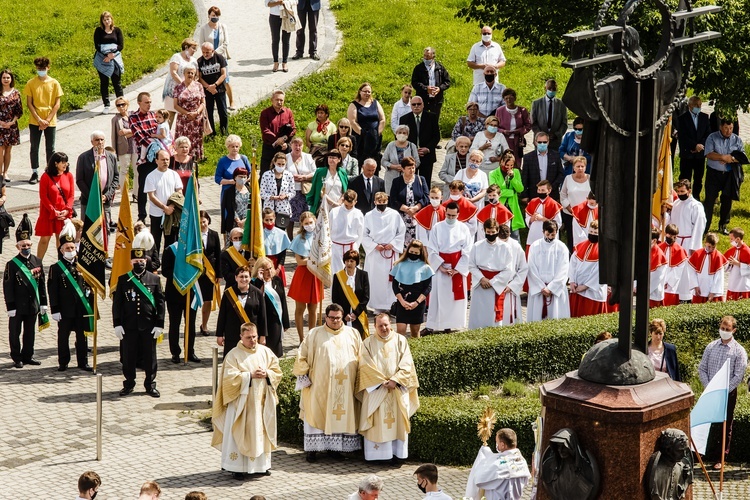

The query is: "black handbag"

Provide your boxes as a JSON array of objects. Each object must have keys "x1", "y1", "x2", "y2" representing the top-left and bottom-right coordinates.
[{"x1": 275, "y1": 212, "x2": 290, "y2": 229}]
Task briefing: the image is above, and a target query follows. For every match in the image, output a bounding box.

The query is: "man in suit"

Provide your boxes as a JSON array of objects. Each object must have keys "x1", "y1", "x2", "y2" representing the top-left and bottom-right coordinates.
[
  {"x1": 521, "y1": 132, "x2": 564, "y2": 202},
  {"x1": 161, "y1": 242, "x2": 200, "y2": 364},
  {"x1": 76, "y1": 130, "x2": 119, "y2": 230},
  {"x1": 411, "y1": 47, "x2": 451, "y2": 121},
  {"x1": 112, "y1": 244, "x2": 165, "y2": 397},
  {"x1": 349, "y1": 158, "x2": 386, "y2": 215},
  {"x1": 216, "y1": 265, "x2": 267, "y2": 358},
  {"x1": 531, "y1": 79, "x2": 568, "y2": 150},
  {"x1": 292, "y1": 0, "x2": 321, "y2": 60},
  {"x1": 399, "y1": 96, "x2": 441, "y2": 186},
  {"x1": 676, "y1": 95, "x2": 711, "y2": 200}
]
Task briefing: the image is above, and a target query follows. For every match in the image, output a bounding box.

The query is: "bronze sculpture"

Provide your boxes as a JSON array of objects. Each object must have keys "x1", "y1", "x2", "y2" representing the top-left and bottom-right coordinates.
[
  {"x1": 541, "y1": 428, "x2": 600, "y2": 500},
  {"x1": 646, "y1": 429, "x2": 693, "y2": 500}
]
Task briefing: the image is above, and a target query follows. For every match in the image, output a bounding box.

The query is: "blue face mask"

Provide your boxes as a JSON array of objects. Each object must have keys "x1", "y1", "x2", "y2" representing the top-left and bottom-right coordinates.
[
  {"x1": 468, "y1": 162, "x2": 479, "y2": 170},
  {"x1": 423, "y1": 58, "x2": 433, "y2": 66},
  {"x1": 537, "y1": 143, "x2": 548, "y2": 153},
  {"x1": 546, "y1": 90, "x2": 556, "y2": 99},
  {"x1": 37, "y1": 70, "x2": 48, "y2": 78},
  {"x1": 574, "y1": 129, "x2": 583, "y2": 136},
  {"x1": 691, "y1": 107, "x2": 701, "y2": 115},
  {"x1": 486, "y1": 125, "x2": 498, "y2": 134},
  {"x1": 20, "y1": 248, "x2": 31, "y2": 257}
]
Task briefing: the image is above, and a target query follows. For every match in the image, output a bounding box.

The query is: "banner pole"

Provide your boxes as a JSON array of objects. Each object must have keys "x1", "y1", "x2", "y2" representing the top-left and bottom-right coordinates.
[
  {"x1": 93, "y1": 294, "x2": 98, "y2": 373},
  {"x1": 689, "y1": 435, "x2": 716, "y2": 497},
  {"x1": 96, "y1": 372, "x2": 102, "y2": 460},
  {"x1": 184, "y1": 292, "x2": 190, "y2": 365},
  {"x1": 720, "y1": 419, "x2": 726, "y2": 494},
  {"x1": 212, "y1": 346, "x2": 219, "y2": 399}
]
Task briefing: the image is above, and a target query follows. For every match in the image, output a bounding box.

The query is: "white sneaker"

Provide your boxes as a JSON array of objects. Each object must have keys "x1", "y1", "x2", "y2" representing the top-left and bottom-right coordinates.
[{"x1": 102, "y1": 105, "x2": 110, "y2": 114}]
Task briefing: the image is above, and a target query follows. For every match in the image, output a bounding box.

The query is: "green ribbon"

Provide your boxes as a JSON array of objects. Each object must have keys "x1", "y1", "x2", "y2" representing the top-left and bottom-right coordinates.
[
  {"x1": 11, "y1": 257, "x2": 50, "y2": 330},
  {"x1": 126, "y1": 271, "x2": 156, "y2": 308},
  {"x1": 56, "y1": 261, "x2": 95, "y2": 332}
]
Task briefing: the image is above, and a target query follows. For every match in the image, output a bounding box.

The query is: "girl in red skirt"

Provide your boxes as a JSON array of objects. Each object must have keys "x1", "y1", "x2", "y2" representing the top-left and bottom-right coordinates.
[{"x1": 288, "y1": 211, "x2": 321, "y2": 342}]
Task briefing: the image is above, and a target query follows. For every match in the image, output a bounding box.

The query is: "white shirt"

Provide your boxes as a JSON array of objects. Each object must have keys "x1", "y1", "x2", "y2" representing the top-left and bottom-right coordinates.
[
  {"x1": 391, "y1": 98, "x2": 412, "y2": 133},
  {"x1": 143, "y1": 168, "x2": 183, "y2": 217},
  {"x1": 467, "y1": 40, "x2": 506, "y2": 85},
  {"x1": 537, "y1": 153, "x2": 548, "y2": 181},
  {"x1": 424, "y1": 491, "x2": 453, "y2": 500},
  {"x1": 286, "y1": 152, "x2": 316, "y2": 190},
  {"x1": 560, "y1": 176, "x2": 591, "y2": 214}
]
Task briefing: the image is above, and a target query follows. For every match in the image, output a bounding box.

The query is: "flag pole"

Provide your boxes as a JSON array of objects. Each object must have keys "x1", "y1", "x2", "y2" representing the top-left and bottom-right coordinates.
[
  {"x1": 93, "y1": 294, "x2": 98, "y2": 373},
  {"x1": 250, "y1": 140, "x2": 257, "y2": 258},
  {"x1": 720, "y1": 419, "x2": 726, "y2": 496},
  {"x1": 184, "y1": 292, "x2": 190, "y2": 365},
  {"x1": 689, "y1": 435, "x2": 717, "y2": 498}
]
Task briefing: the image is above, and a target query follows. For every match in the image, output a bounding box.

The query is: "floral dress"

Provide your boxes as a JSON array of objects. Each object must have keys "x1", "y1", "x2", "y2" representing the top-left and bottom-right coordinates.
[
  {"x1": 402, "y1": 181, "x2": 417, "y2": 247},
  {"x1": 174, "y1": 81, "x2": 206, "y2": 160},
  {"x1": 0, "y1": 89, "x2": 22, "y2": 146}
]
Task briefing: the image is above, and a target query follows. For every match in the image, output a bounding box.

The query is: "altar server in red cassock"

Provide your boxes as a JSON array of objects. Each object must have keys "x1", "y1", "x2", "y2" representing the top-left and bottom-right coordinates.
[
  {"x1": 568, "y1": 221, "x2": 608, "y2": 317},
  {"x1": 688, "y1": 233, "x2": 727, "y2": 303},
  {"x1": 725, "y1": 227, "x2": 750, "y2": 301},
  {"x1": 658, "y1": 223, "x2": 691, "y2": 306}
]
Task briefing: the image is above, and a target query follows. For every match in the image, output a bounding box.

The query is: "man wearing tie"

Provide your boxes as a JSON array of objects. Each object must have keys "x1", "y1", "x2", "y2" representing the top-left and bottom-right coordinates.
[
  {"x1": 399, "y1": 97, "x2": 440, "y2": 186},
  {"x1": 349, "y1": 158, "x2": 385, "y2": 215},
  {"x1": 676, "y1": 95, "x2": 711, "y2": 200},
  {"x1": 531, "y1": 79, "x2": 568, "y2": 151},
  {"x1": 76, "y1": 130, "x2": 120, "y2": 230}
]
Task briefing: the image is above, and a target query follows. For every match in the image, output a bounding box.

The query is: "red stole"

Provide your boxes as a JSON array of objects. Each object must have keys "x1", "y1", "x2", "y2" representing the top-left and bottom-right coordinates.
[
  {"x1": 658, "y1": 242, "x2": 688, "y2": 268},
  {"x1": 571, "y1": 201, "x2": 598, "y2": 228},
  {"x1": 724, "y1": 242, "x2": 750, "y2": 264},
  {"x1": 476, "y1": 203, "x2": 514, "y2": 226},
  {"x1": 479, "y1": 269, "x2": 505, "y2": 322},
  {"x1": 439, "y1": 251, "x2": 465, "y2": 300},
  {"x1": 573, "y1": 240, "x2": 599, "y2": 262},
  {"x1": 443, "y1": 197, "x2": 478, "y2": 222},
  {"x1": 414, "y1": 205, "x2": 446, "y2": 230},
  {"x1": 650, "y1": 245, "x2": 667, "y2": 272},
  {"x1": 524, "y1": 197, "x2": 562, "y2": 220},
  {"x1": 688, "y1": 249, "x2": 727, "y2": 275}
]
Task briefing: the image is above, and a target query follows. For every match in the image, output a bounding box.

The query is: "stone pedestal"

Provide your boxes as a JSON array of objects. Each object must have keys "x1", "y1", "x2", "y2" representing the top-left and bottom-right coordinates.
[{"x1": 538, "y1": 371, "x2": 694, "y2": 500}]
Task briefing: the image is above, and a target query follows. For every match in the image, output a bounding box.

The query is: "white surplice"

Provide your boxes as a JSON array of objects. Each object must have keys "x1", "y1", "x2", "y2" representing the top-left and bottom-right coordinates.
[
  {"x1": 667, "y1": 196, "x2": 706, "y2": 252},
  {"x1": 503, "y1": 238, "x2": 528, "y2": 325},
  {"x1": 329, "y1": 205, "x2": 364, "y2": 274},
  {"x1": 362, "y1": 208, "x2": 406, "y2": 310},
  {"x1": 468, "y1": 239, "x2": 514, "y2": 329},
  {"x1": 568, "y1": 252, "x2": 607, "y2": 303},
  {"x1": 465, "y1": 446, "x2": 530, "y2": 500},
  {"x1": 662, "y1": 244, "x2": 694, "y2": 300},
  {"x1": 527, "y1": 238, "x2": 570, "y2": 321}
]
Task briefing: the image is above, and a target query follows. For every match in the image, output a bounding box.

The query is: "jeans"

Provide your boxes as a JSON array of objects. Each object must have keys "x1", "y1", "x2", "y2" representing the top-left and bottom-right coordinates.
[
  {"x1": 29, "y1": 124, "x2": 56, "y2": 171},
  {"x1": 205, "y1": 90, "x2": 228, "y2": 135},
  {"x1": 98, "y1": 68, "x2": 123, "y2": 107},
  {"x1": 295, "y1": 4, "x2": 319, "y2": 56},
  {"x1": 269, "y1": 14, "x2": 291, "y2": 63}
]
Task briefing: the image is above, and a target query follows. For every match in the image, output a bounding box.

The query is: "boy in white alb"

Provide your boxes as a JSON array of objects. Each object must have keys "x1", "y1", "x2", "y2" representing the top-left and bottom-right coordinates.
[
  {"x1": 329, "y1": 190, "x2": 364, "y2": 274},
  {"x1": 527, "y1": 220, "x2": 569, "y2": 321},
  {"x1": 725, "y1": 227, "x2": 750, "y2": 300},
  {"x1": 415, "y1": 186, "x2": 446, "y2": 244},
  {"x1": 524, "y1": 180, "x2": 562, "y2": 252},
  {"x1": 658, "y1": 223, "x2": 692, "y2": 305},
  {"x1": 667, "y1": 179, "x2": 706, "y2": 253},
  {"x1": 688, "y1": 232, "x2": 727, "y2": 303}
]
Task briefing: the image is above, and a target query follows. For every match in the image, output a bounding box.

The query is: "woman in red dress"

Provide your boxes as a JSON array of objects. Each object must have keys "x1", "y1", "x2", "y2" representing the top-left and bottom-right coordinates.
[
  {"x1": 288, "y1": 211, "x2": 321, "y2": 342},
  {"x1": 173, "y1": 66, "x2": 206, "y2": 161},
  {"x1": 36, "y1": 152, "x2": 75, "y2": 260}
]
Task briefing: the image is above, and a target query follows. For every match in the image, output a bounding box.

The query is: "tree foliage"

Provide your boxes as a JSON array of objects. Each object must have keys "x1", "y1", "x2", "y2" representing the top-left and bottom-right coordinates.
[{"x1": 458, "y1": 0, "x2": 750, "y2": 116}]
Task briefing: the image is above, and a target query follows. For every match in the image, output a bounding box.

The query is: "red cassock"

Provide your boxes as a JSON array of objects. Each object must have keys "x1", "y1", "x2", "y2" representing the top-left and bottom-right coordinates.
[
  {"x1": 443, "y1": 197, "x2": 478, "y2": 222},
  {"x1": 476, "y1": 203, "x2": 514, "y2": 226},
  {"x1": 724, "y1": 243, "x2": 750, "y2": 300},
  {"x1": 569, "y1": 240, "x2": 609, "y2": 318},
  {"x1": 524, "y1": 197, "x2": 563, "y2": 257},
  {"x1": 649, "y1": 244, "x2": 668, "y2": 308},
  {"x1": 571, "y1": 202, "x2": 598, "y2": 230},
  {"x1": 688, "y1": 248, "x2": 727, "y2": 304},
  {"x1": 414, "y1": 204, "x2": 446, "y2": 232},
  {"x1": 658, "y1": 241, "x2": 688, "y2": 306}
]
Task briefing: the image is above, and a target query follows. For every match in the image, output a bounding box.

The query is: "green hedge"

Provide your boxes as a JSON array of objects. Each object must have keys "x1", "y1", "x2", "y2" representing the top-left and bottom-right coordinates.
[{"x1": 276, "y1": 300, "x2": 750, "y2": 465}]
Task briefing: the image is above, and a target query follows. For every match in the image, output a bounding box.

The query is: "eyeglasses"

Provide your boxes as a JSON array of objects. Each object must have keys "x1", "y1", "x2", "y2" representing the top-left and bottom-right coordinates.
[
  {"x1": 340, "y1": 126, "x2": 350, "y2": 130},
  {"x1": 411, "y1": 103, "x2": 423, "y2": 107},
  {"x1": 537, "y1": 141, "x2": 548, "y2": 145},
  {"x1": 327, "y1": 316, "x2": 343, "y2": 321},
  {"x1": 116, "y1": 103, "x2": 127, "y2": 108}
]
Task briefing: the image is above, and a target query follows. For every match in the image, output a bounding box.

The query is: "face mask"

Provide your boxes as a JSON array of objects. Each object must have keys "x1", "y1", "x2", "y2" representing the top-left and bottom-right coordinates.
[
  {"x1": 485, "y1": 73, "x2": 496, "y2": 83},
  {"x1": 544, "y1": 236, "x2": 555, "y2": 243},
  {"x1": 546, "y1": 90, "x2": 556, "y2": 99},
  {"x1": 274, "y1": 166, "x2": 286, "y2": 173},
  {"x1": 731, "y1": 240, "x2": 740, "y2": 247},
  {"x1": 481, "y1": 34, "x2": 492, "y2": 43},
  {"x1": 486, "y1": 233, "x2": 499, "y2": 242},
  {"x1": 488, "y1": 198, "x2": 498, "y2": 205},
  {"x1": 588, "y1": 234, "x2": 599, "y2": 243},
  {"x1": 537, "y1": 192, "x2": 548, "y2": 200},
  {"x1": 263, "y1": 223, "x2": 274, "y2": 230},
  {"x1": 232, "y1": 241, "x2": 242, "y2": 250},
  {"x1": 396, "y1": 133, "x2": 408, "y2": 142},
  {"x1": 677, "y1": 193, "x2": 689, "y2": 201},
  {"x1": 705, "y1": 246, "x2": 713, "y2": 253},
  {"x1": 423, "y1": 58, "x2": 433, "y2": 66},
  {"x1": 574, "y1": 129, "x2": 583, "y2": 136},
  {"x1": 132, "y1": 262, "x2": 146, "y2": 274},
  {"x1": 450, "y1": 194, "x2": 461, "y2": 201},
  {"x1": 537, "y1": 143, "x2": 548, "y2": 153},
  {"x1": 429, "y1": 198, "x2": 441, "y2": 207},
  {"x1": 304, "y1": 223, "x2": 315, "y2": 232},
  {"x1": 691, "y1": 107, "x2": 701, "y2": 115},
  {"x1": 376, "y1": 204, "x2": 387, "y2": 212},
  {"x1": 91, "y1": 491, "x2": 98, "y2": 500},
  {"x1": 719, "y1": 329, "x2": 733, "y2": 341},
  {"x1": 486, "y1": 125, "x2": 498, "y2": 133},
  {"x1": 587, "y1": 202, "x2": 597, "y2": 209},
  {"x1": 446, "y1": 218, "x2": 457, "y2": 226},
  {"x1": 236, "y1": 177, "x2": 247, "y2": 186},
  {"x1": 468, "y1": 162, "x2": 479, "y2": 170},
  {"x1": 665, "y1": 236, "x2": 675, "y2": 245},
  {"x1": 210, "y1": 16, "x2": 220, "y2": 23},
  {"x1": 37, "y1": 70, "x2": 47, "y2": 78},
  {"x1": 20, "y1": 248, "x2": 31, "y2": 257},
  {"x1": 407, "y1": 253, "x2": 420, "y2": 261},
  {"x1": 63, "y1": 251, "x2": 76, "y2": 260}
]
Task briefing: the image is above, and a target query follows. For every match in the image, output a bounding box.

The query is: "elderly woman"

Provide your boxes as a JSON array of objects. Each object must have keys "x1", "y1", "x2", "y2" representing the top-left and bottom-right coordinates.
[
  {"x1": 348, "y1": 475, "x2": 384, "y2": 500},
  {"x1": 488, "y1": 150, "x2": 525, "y2": 240},
  {"x1": 215, "y1": 135, "x2": 250, "y2": 230},
  {"x1": 111, "y1": 96, "x2": 136, "y2": 200},
  {"x1": 0, "y1": 69, "x2": 22, "y2": 182},
  {"x1": 389, "y1": 157, "x2": 429, "y2": 249},
  {"x1": 648, "y1": 319, "x2": 680, "y2": 381},
  {"x1": 470, "y1": 115, "x2": 509, "y2": 176},
  {"x1": 173, "y1": 66, "x2": 206, "y2": 161},
  {"x1": 382, "y1": 124, "x2": 420, "y2": 193},
  {"x1": 251, "y1": 257, "x2": 289, "y2": 358},
  {"x1": 198, "y1": 5, "x2": 235, "y2": 109},
  {"x1": 169, "y1": 136, "x2": 197, "y2": 192},
  {"x1": 260, "y1": 152, "x2": 296, "y2": 225},
  {"x1": 286, "y1": 136, "x2": 315, "y2": 236},
  {"x1": 338, "y1": 136, "x2": 359, "y2": 177},
  {"x1": 438, "y1": 136, "x2": 471, "y2": 196},
  {"x1": 495, "y1": 88, "x2": 531, "y2": 162},
  {"x1": 347, "y1": 82, "x2": 385, "y2": 163},
  {"x1": 327, "y1": 118, "x2": 358, "y2": 158},
  {"x1": 451, "y1": 101, "x2": 485, "y2": 141},
  {"x1": 162, "y1": 38, "x2": 198, "y2": 125},
  {"x1": 93, "y1": 11, "x2": 124, "y2": 111},
  {"x1": 454, "y1": 149, "x2": 489, "y2": 209},
  {"x1": 305, "y1": 103, "x2": 336, "y2": 166},
  {"x1": 560, "y1": 155, "x2": 591, "y2": 252},
  {"x1": 307, "y1": 149, "x2": 348, "y2": 213},
  {"x1": 36, "y1": 152, "x2": 74, "y2": 259}
]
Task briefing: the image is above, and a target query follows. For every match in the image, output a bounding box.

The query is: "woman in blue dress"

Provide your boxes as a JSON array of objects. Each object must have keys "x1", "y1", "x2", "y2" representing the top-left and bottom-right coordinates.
[{"x1": 347, "y1": 83, "x2": 386, "y2": 164}]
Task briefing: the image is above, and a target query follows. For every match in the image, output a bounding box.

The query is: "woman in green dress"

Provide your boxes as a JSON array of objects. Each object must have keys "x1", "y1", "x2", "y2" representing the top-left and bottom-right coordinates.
[{"x1": 488, "y1": 150, "x2": 525, "y2": 241}]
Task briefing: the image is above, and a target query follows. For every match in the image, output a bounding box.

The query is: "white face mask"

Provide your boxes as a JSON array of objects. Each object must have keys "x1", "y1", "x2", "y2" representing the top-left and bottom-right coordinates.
[
  {"x1": 274, "y1": 165, "x2": 286, "y2": 173},
  {"x1": 304, "y1": 224, "x2": 315, "y2": 233},
  {"x1": 63, "y1": 251, "x2": 76, "y2": 260},
  {"x1": 449, "y1": 194, "x2": 461, "y2": 201},
  {"x1": 396, "y1": 133, "x2": 408, "y2": 142},
  {"x1": 232, "y1": 241, "x2": 242, "y2": 250},
  {"x1": 236, "y1": 177, "x2": 247, "y2": 186},
  {"x1": 720, "y1": 329, "x2": 733, "y2": 341},
  {"x1": 731, "y1": 240, "x2": 740, "y2": 247},
  {"x1": 482, "y1": 34, "x2": 492, "y2": 43},
  {"x1": 446, "y1": 218, "x2": 457, "y2": 226},
  {"x1": 429, "y1": 198, "x2": 441, "y2": 207}
]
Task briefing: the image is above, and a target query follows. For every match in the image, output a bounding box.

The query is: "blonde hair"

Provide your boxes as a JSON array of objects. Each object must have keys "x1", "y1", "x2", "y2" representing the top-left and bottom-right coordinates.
[
  {"x1": 252, "y1": 256, "x2": 275, "y2": 278},
  {"x1": 297, "y1": 211, "x2": 315, "y2": 239}
]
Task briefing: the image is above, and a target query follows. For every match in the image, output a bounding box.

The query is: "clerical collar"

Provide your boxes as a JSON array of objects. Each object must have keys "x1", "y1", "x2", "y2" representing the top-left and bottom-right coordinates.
[{"x1": 375, "y1": 332, "x2": 394, "y2": 342}]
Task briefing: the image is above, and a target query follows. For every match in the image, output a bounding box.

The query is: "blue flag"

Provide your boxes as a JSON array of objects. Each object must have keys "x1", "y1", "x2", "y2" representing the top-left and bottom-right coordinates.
[{"x1": 173, "y1": 175, "x2": 203, "y2": 302}]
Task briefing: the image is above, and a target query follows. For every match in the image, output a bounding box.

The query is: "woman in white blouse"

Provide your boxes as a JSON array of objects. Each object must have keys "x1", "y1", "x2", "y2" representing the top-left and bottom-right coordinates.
[
  {"x1": 285, "y1": 137, "x2": 315, "y2": 238},
  {"x1": 453, "y1": 149, "x2": 489, "y2": 210},
  {"x1": 559, "y1": 156, "x2": 591, "y2": 252},
  {"x1": 470, "y1": 115, "x2": 509, "y2": 177},
  {"x1": 260, "y1": 152, "x2": 296, "y2": 217}
]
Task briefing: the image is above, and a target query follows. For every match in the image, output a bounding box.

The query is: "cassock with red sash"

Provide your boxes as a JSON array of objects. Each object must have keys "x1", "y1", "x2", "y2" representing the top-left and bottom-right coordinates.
[
  {"x1": 524, "y1": 197, "x2": 563, "y2": 251},
  {"x1": 658, "y1": 241, "x2": 691, "y2": 305},
  {"x1": 468, "y1": 238, "x2": 513, "y2": 328},
  {"x1": 647, "y1": 244, "x2": 668, "y2": 308},
  {"x1": 570, "y1": 201, "x2": 598, "y2": 247},
  {"x1": 688, "y1": 248, "x2": 727, "y2": 303},
  {"x1": 725, "y1": 242, "x2": 750, "y2": 300},
  {"x1": 329, "y1": 204, "x2": 364, "y2": 275},
  {"x1": 526, "y1": 237, "x2": 569, "y2": 322},
  {"x1": 568, "y1": 239, "x2": 609, "y2": 317}
]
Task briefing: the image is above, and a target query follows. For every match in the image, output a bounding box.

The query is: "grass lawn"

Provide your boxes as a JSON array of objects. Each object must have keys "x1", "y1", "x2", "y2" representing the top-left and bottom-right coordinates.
[{"x1": 1, "y1": 0, "x2": 196, "y2": 129}]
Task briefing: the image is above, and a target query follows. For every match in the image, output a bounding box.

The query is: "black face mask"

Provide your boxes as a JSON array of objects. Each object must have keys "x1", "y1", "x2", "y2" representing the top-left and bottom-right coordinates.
[
  {"x1": 132, "y1": 262, "x2": 146, "y2": 274},
  {"x1": 588, "y1": 234, "x2": 599, "y2": 243},
  {"x1": 544, "y1": 236, "x2": 554, "y2": 243},
  {"x1": 537, "y1": 192, "x2": 548, "y2": 200},
  {"x1": 484, "y1": 73, "x2": 495, "y2": 83},
  {"x1": 376, "y1": 204, "x2": 387, "y2": 212},
  {"x1": 486, "y1": 233, "x2": 499, "y2": 242},
  {"x1": 665, "y1": 236, "x2": 675, "y2": 245},
  {"x1": 417, "y1": 482, "x2": 427, "y2": 494},
  {"x1": 407, "y1": 253, "x2": 420, "y2": 261},
  {"x1": 488, "y1": 198, "x2": 498, "y2": 205},
  {"x1": 91, "y1": 491, "x2": 98, "y2": 500},
  {"x1": 677, "y1": 193, "x2": 689, "y2": 201}
]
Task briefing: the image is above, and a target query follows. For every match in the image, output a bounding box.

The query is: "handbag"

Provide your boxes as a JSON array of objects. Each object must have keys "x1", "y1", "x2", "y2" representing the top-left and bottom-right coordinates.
[
  {"x1": 275, "y1": 212, "x2": 290, "y2": 229},
  {"x1": 202, "y1": 107, "x2": 213, "y2": 136}
]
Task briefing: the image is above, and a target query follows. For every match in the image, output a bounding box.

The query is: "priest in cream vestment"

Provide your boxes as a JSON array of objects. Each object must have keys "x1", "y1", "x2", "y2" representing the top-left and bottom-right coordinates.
[
  {"x1": 211, "y1": 323, "x2": 283, "y2": 477},
  {"x1": 357, "y1": 313, "x2": 420, "y2": 461},
  {"x1": 293, "y1": 304, "x2": 363, "y2": 461}
]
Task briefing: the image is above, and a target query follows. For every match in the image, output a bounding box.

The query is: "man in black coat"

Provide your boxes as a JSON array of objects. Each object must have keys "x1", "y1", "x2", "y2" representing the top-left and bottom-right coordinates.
[
  {"x1": 216, "y1": 265, "x2": 267, "y2": 358},
  {"x1": 161, "y1": 242, "x2": 200, "y2": 364},
  {"x1": 219, "y1": 227, "x2": 255, "y2": 289},
  {"x1": 4, "y1": 220, "x2": 48, "y2": 368},
  {"x1": 113, "y1": 245, "x2": 166, "y2": 397},
  {"x1": 411, "y1": 47, "x2": 451, "y2": 121},
  {"x1": 76, "y1": 130, "x2": 119, "y2": 229},
  {"x1": 676, "y1": 96, "x2": 711, "y2": 200},
  {"x1": 348, "y1": 158, "x2": 385, "y2": 215},
  {"x1": 521, "y1": 132, "x2": 564, "y2": 202},
  {"x1": 48, "y1": 228, "x2": 93, "y2": 371},
  {"x1": 400, "y1": 96, "x2": 441, "y2": 186}
]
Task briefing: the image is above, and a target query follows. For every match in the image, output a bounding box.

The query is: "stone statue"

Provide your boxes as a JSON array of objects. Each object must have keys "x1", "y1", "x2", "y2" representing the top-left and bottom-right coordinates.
[
  {"x1": 541, "y1": 428, "x2": 600, "y2": 500},
  {"x1": 646, "y1": 429, "x2": 693, "y2": 500}
]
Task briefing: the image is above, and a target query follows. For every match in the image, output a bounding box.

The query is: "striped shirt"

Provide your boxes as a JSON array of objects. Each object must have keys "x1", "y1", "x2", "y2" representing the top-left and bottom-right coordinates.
[{"x1": 698, "y1": 337, "x2": 747, "y2": 391}]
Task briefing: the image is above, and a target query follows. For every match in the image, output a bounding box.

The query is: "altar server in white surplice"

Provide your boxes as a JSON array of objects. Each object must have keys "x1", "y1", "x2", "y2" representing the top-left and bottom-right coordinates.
[
  {"x1": 526, "y1": 220, "x2": 569, "y2": 322},
  {"x1": 468, "y1": 218, "x2": 514, "y2": 329},
  {"x1": 465, "y1": 428, "x2": 530, "y2": 500},
  {"x1": 330, "y1": 190, "x2": 365, "y2": 274}
]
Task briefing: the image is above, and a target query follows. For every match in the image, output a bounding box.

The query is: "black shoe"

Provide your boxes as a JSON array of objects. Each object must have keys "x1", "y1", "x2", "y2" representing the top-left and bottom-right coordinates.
[
  {"x1": 58, "y1": 364, "x2": 68, "y2": 372},
  {"x1": 291, "y1": 53, "x2": 303, "y2": 60},
  {"x1": 200, "y1": 327, "x2": 209, "y2": 337},
  {"x1": 188, "y1": 354, "x2": 202, "y2": 363},
  {"x1": 79, "y1": 365, "x2": 93, "y2": 372},
  {"x1": 306, "y1": 451, "x2": 317, "y2": 463},
  {"x1": 232, "y1": 472, "x2": 245, "y2": 480},
  {"x1": 28, "y1": 172, "x2": 39, "y2": 184},
  {"x1": 13, "y1": 361, "x2": 23, "y2": 369},
  {"x1": 171, "y1": 355, "x2": 181, "y2": 364},
  {"x1": 119, "y1": 387, "x2": 134, "y2": 396},
  {"x1": 311, "y1": 53, "x2": 320, "y2": 61},
  {"x1": 720, "y1": 225, "x2": 730, "y2": 235},
  {"x1": 24, "y1": 358, "x2": 41, "y2": 366},
  {"x1": 146, "y1": 388, "x2": 161, "y2": 398},
  {"x1": 105, "y1": 258, "x2": 113, "y2": 269}
]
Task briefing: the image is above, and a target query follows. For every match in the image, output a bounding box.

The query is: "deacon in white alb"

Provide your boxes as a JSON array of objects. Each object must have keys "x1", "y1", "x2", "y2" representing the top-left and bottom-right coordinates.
[
  {"x1": 329, "y1": 189, "x2": 365, "y2": 274},
  {"x1": 468, "y1": 218, "x2": 514, "y2": 329},
  {"x1": 498, "y1": 223, "x2": 528, "y2": 325},
  {"x1": 527, "y1": 220, "x2": 569, "y2": 322},
  {"x1": 667, "y1": 179, "x2": 706, "y2": 253}
]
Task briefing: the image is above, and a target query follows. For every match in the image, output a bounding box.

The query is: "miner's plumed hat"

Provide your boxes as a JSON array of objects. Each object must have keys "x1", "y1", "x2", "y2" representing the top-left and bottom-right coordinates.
[{"x1": 16, "y1": 213, "x2": 32, "y2": 242}]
